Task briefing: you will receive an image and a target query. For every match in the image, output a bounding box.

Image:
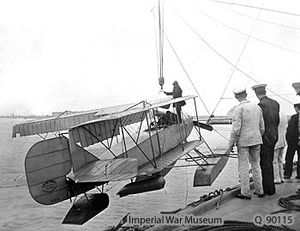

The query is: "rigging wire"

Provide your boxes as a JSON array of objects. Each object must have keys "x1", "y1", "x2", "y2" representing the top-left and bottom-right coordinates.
[
  {"x1": 213, "y1": 127, "x2": 229, "y2": 141},
  {"x1": 209, "y1": 3, "x2": 263, "y2": 116},
  {"x1": 191, "y1": 2, "x2": 300, "y2": 55},
  {"x1": 214, "y1": 1, "x2": 300, "y2": 31},
  {"x1": 163, "y1": 31, "x2": 211, "y2": 115},
  {"x1": 213, "y1": 0, "x2": 300, "y2": 18},
  {"x1": 168, "y1": 4, "x2": 294, "y2": 105}
]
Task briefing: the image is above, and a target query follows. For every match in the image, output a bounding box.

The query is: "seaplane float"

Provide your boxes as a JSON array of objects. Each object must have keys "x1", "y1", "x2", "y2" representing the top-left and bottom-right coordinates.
[{"x1": 12, "y1": 96, "x2": 230, "y2": 225}]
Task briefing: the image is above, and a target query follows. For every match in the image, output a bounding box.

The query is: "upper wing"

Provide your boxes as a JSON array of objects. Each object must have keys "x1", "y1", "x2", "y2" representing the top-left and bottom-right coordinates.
[
  {"x1": 12, "y1": 103, "x2": 140, "y2": 137},
  {"x1": 147, "y1": 95, "x2": 196, "y2": 109},
  {"x1": 68, "y1": 95, "x2": 197, "y2": 149},
  {"x1": 12, "y1": 95, "x2": 197, "y2": 138},
  {"x1": 137, "y1": 140, "x2": 202, "y2": 175}
]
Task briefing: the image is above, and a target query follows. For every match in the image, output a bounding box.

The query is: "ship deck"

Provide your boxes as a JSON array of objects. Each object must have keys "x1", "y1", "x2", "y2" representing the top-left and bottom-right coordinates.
[
  {"x1": 146, "y1": 177, "x2": 300, "y2": 230},
  {"x1": 201, "y1": 179, "x2": 300, "y2": 230}
]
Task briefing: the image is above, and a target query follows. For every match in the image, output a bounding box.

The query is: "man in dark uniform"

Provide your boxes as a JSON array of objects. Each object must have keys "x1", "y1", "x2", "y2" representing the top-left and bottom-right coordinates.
[
  {"x1": 164, "y1": 81, "x2": 186, "y2": 123},
  {"x1": 284, "y1": 102, "x2": 300, "y2": 179},
  {"x1": 292, "y1": 82, "x2": 300, "y2": 96},
  {"x1": 252, "y1": 84, "x2": 280, "y2": 195}
]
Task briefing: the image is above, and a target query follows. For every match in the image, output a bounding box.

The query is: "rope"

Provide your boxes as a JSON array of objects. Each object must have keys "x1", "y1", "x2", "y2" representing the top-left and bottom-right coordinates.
[
  {"x1": 186, "y1": 186, "x2": 235, "y2": 208},
  {"x1": 271, "y1": 189, "x2": 300, "y2": 214},
  {"x1": 188, "y1": 220, "x2": 295, "y2": 230}
]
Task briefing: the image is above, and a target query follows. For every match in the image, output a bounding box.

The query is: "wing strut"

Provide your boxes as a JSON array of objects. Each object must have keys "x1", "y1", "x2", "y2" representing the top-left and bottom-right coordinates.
[
  {"x1": 119, "y1": 119, "x2": 157, "y2": 169},
  {"x1": 82, "y1": 126, "x2": 117, "y2": 158},
  {"x1": 144, "y1": 110, "x2": 157, "y2": 168}
]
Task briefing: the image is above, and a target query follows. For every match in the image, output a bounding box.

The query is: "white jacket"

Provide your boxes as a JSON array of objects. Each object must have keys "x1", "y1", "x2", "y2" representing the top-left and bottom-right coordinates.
[
  {"x1": 228, "y1": 100, "x2": 265, "y2": 148},
  {"x1": 275, "y1": 112, "x2": 287, "y2": 149}
]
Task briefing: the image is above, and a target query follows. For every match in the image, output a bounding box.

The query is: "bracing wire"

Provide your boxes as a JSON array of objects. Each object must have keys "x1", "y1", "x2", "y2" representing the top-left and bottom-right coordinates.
[
  {"x1": 210, "y1": 4, "x2": 263, "y2": 116},
  {"x1": 213, "y1": 0, "x2": 300, "y2": 18},
  {"x1": 168, "y1": 4, "x2": 294, "y2": 105},
  {"x1": 185, "y1": 161, "x2": 189, "y2": 205},
  {"x1": 213, "y1": 128, "x2": 229, "y2": 141}
]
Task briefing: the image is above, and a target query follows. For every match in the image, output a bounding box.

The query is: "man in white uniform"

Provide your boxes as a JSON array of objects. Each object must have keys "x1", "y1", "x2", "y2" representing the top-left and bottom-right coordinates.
[{"x1": 228, "y1": 87, "x2": 265, "y2": 199}]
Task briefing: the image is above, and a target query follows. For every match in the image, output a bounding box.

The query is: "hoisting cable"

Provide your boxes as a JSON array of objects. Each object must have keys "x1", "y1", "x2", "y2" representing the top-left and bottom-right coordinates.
[
  {"x1": 150, "y1": 7, "x2": 160, "y2": 81},
  {"x1": 169, "y1": 4, "x2": 294, "y2": 105},
  {"x1": 158, "y1": 0, "x2": 165, "y2": 89},
  {"x1": 163, "y1": 31, "x2": 211, "y2": 115},
  {"x1": 209, "y1": 3, "x2": 263, "y2": 117}
]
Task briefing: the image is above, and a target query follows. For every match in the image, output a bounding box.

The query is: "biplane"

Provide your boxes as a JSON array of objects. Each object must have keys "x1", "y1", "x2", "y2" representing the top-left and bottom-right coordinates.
[{"x1": 12, "y1": 95, "x2": 230, "y2": 225}]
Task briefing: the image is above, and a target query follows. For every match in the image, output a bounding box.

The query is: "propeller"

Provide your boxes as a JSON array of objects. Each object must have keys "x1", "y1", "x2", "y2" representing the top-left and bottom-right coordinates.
[{"x1": 193, "y1": 121, "x2": 213, "y2": 131}]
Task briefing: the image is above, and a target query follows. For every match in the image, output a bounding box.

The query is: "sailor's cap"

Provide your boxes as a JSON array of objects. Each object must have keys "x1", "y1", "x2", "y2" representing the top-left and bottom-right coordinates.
[
  {"x1": 294, "y1": 100, "x2": 300, "y2": 108},
  {"x1": 292, "y1": 82, "x2": 300, "y2": 95},
  {"x1": 233, "y1": 86, "x2": 246, "y2": 95},
  {"x1": 252, "y1": 84, "x2": 267, "y2": 91}
]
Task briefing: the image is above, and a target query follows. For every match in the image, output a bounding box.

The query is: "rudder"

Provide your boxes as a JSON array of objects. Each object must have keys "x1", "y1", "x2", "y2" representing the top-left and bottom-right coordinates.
[{"x1": 25, "y1": 136, "x2": 71, "y2": 205}]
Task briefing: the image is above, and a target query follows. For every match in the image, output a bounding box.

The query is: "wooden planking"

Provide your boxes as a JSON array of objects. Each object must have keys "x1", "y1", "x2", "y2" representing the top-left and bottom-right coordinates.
[{"x1": 72, "y1": 158, "x2": 138, "y2": 183}]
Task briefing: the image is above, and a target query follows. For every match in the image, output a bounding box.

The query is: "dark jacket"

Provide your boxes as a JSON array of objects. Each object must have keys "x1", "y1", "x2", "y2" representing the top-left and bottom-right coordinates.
[
  {"x1": 286, "y1": 113, "x2": 299, "y2": 145},
  {"x1": 165, "y1": 85, "x2": 182, "y2": 98},
  {"x1": 258, "y1": 96, "x2": 280, "y2": 146},
  {"x1": 165, "y1": 85, "x2": 186, "y2": 107}
]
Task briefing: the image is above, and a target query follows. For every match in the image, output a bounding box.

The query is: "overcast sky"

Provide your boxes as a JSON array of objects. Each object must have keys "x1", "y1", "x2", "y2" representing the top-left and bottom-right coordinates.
[{"x1": 0, "y1": 0, "x2": 300, "y2": 116}]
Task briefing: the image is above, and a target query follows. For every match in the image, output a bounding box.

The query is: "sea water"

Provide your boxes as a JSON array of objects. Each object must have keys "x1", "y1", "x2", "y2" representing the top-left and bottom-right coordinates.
[{"x1": 0, "y1": 118, "x2": 238, "y2": 231}]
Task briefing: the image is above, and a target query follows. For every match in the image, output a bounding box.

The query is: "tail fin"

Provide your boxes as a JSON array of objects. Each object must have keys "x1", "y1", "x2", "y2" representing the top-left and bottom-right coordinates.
[{"x1": 25, "y1": 136, "x2": 71, "y2": 205}]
